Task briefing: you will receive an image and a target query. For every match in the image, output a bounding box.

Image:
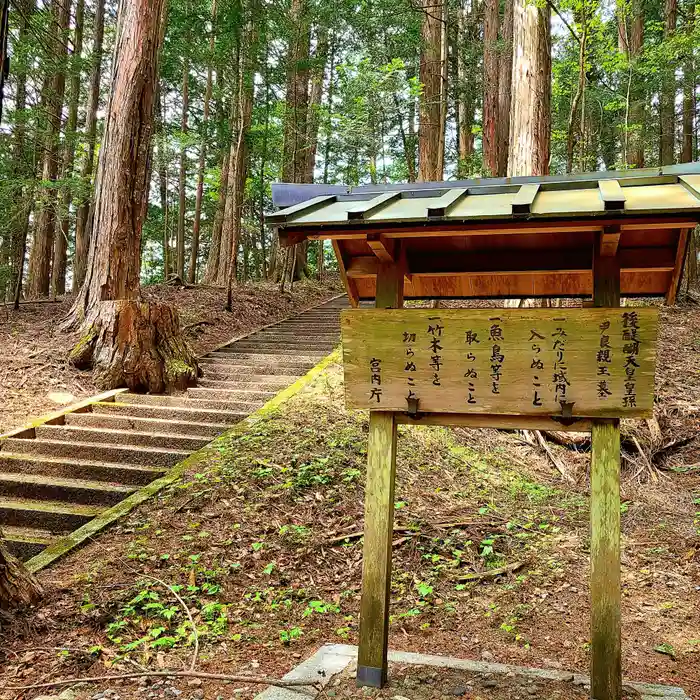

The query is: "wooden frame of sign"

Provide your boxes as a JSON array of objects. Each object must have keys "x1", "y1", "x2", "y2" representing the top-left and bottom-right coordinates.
[{"x1": 352, "y1": 234, "x2": 646, "y2": 700}]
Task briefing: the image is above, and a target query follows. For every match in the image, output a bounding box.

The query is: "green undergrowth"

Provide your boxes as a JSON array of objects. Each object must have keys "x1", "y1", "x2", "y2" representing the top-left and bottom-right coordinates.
[{"x1": 69, "y1": 363, "x2": 593, "y2": 665}]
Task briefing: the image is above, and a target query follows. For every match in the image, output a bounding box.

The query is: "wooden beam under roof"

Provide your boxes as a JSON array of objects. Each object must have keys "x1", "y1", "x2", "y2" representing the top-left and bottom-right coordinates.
[
  {"x1": 366, "y1": 233, "x2": 396, "y2": 263},
  {"x1": 665, "y1": 228, "x2": 691, "y2": 305}
]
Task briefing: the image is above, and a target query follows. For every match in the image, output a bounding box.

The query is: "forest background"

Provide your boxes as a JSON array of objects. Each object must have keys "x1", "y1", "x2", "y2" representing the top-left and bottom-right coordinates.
[{"x1": 0, "y1": 0, "x2": 698, "y2": 304}]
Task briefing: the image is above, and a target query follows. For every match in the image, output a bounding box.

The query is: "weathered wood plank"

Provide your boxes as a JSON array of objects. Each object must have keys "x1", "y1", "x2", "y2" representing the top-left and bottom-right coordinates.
[
  {"x1": 665, "y1": 228, "x2": 690, "y2": 306},
  {"x1": 332, "y1": 240, "x2": 359, "y2": 308},
  {"x1": 357, "y1": 253, "x2": 403, "y2": 688},
  {"x1": 341, "y1": 308, "x2": 658, "y2": 418},
  {"x1": 590, "y1": 233, "x2": 622, "y2": 700},
  {"x1": 396, "y1": 413, "x2": 592, "y2": 432},
  {"x1": 590, "y1": 418, "x2": 622, "y2": 700},
  {"x1": 357, "y1": 410, "x2": 398, "y2": 688},
  {"x1": 367, "y1": 233, "x2": 396, "y2": 263}
]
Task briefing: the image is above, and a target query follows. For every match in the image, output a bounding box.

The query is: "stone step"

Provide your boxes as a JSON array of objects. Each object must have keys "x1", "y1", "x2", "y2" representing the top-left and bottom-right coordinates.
[
  {"x1": 66, "y1": 412, "x2": 230, "y2": 437},
  {"x1": 0, "y1": 496, "x2": 105, "y2": 533},
  {"x1": 251, "y1": 334, "x2": 338, "y2": 344},
  {"x1": 0, "y1": 471, "x2": 135, "y2": 506},
  {"x1": 220, "y1": 341, "x2": 334, "y2": 352},
  {"x1": 198, "y1": 377, "x2": 297, "y2": 390},
  {"x1": 93, "y1": 401, "x2": 247, "y2": 425},
  {"x1": 199, "y1": 359, "x2": 313, "y2": 374},
  {"x1": 119, "y1": 393, "x2": 261, "y2": 413},
  {"x1": 272, "y1": 321, "x2": 340, "y2": 329},
  {"x1": 0, "y1": 437, "x2": 188, "y2": 467},
  {"x1": 256, "y1": 327, "x2": 339, "y2": 336},
  {"x1": 2, "y1": 526, "x2": 55, "y2": 560},
  {"x1": 0, "y1": 452, "x2": 166, "y2": 485},
  {"x1": 186, "y1": 387, "x2": 276, "y2": 403},
  {"x1": 35, "y1": 424, "x2": 212, "y2": 452},
  {"x1": 209, "y1": 349, "x2": 326, "y2": 360}
]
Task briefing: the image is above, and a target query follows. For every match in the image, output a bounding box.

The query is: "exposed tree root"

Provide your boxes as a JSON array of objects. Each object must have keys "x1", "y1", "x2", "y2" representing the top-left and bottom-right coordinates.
[{"x1": 69, "y1": 300, "x2": 200, "y2": 394}]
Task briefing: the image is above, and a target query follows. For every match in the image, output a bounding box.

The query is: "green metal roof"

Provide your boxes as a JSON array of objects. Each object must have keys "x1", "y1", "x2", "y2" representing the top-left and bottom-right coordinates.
[{"x1": 268, "y1": 168, "x2": 700, "y2": 228}]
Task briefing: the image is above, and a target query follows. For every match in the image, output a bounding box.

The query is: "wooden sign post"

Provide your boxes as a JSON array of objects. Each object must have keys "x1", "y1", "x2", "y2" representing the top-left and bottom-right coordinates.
[{"x1": 349, "y1": 238, "x2": 659, "y2": 700}]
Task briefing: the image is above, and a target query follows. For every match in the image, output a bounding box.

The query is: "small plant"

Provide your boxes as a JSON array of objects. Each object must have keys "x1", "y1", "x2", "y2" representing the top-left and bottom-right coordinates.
[
  {"x1": 303, "y1": 599, "x2": 340, "y2": 617},
  {"x1": 279, "y1": 626, "x2": 303, "y2": 645},
  {"x1": 654, "y1": 642, "x2": 676, "y2": 659}
]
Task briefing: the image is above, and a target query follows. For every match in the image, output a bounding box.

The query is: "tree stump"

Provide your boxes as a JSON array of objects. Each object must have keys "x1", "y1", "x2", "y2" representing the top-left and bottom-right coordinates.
[
  {"x1": 0, "y1": 536, "x2": 42, "y2": 610},
  {"x1": 69, "y1": 300, "x2": 200, "y2": 394}
]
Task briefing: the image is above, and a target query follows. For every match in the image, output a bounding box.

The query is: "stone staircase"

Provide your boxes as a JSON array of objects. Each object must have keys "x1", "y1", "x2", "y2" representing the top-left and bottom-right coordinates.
[{"x1": 0, "y1": 296, "x2": 348, "y2": 561}]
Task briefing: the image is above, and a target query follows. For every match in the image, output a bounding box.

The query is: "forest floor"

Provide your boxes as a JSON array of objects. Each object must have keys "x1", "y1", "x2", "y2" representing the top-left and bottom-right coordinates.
[
  {"x1": 0, "y1": 302, "x2": 698, "y2": 700},
  {"x1": 0, "y1": 277, "x2": 343, "y2": 434}
]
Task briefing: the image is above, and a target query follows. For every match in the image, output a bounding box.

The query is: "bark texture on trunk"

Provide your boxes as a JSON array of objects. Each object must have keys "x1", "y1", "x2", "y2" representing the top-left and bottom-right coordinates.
[
  {"x1": 9, "y1": 0, "x2": 34, "y2": 305},
  {"x1": 27, "y1": 0, "x2": 70, "y2": 298},
  {"x1": 496, "y1": 0, "x2": 513, "y2": 177},
  {"x1": 483, "y1": 0, "x2": 499, "y2": 176},
  {"x1": 628, "y1": 0, "x2": 645, "y2": 168},
  {"x1": 281, "y1": 0, "x2": 309, "y2": 184},
  {"x1": 456, "y1": 0, "x2": 476, "y2": 177},
  {"x1": 66, "y1": 0, "x2": 197, "y2": 394},
  {"x1": 417, "y1": 0, "x2": 444, "y2": 182},
  {"x1": 74, "y1": 0, "x2": 106, "y2": 292},
  {"x1": 224, "y1": 22, "x2": 256, "y2": 302},
  {"x1": 659, "y1": 0, "x2": 677, "y2": 165},
  {"x1": 54, "y1": 0, "x2": 85, "y2": 297},
  {"x1": 189, "y1": 0, "x2": 217, "y2": 285},
  {"x1": 0, "y1": 536, "x2": 42, "y2": 610},
  {"x1": 275, "y1": 0, "x2": 310, "y2": 282},
  {"x1": 681, "y1": 1, "x2": 695, "y2": 163},
  {"x1": 70, "y1": 300, "x2": 199, "y2": 393},
  {"x1": 176, "y1": 58, "x2": 189, "y2": 281},
  {"x1": 305, "y1": 26, "x2": 328, "y2": 183},
  {"x1": 508, "y1": 0, "x2": 551, "y2": 177}
]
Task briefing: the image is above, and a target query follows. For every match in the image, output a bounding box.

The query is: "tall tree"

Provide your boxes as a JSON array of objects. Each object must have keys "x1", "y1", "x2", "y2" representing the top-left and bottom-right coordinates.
[
  {"x1": 27, "y1": 0, "x2": 71, "y2": 298},
  {"x1": 225, "y1": 8, "x2": 257, "y2": 309},
  {"x1": 483, "y1": 0, "x2": 499, "y2": 176},
  {"x1": 66, "y1": 0, "x2": 198, "y2": 394},
  {"x1": 189, "y1": 0, "x2": 217, "y2": 285},
  {"x1": 496, "y1": 0, "x2": 513, "y2": 176},
  {"x1": 681, "y1": 0, "x2": 695, "y2": 162},
  {"x1": 9, "y1": 0, "x2": 35, "y2": 307},
  {"x1": 53, "y1": 0, "x2": 85, "y2": 296},
  {"x1": 176, "y1": 51, "x2": 189, "y2": 281},
  {"x1": 621, "y1": 0, "x2": 646, "y2": 168},
  {"x1": 74, "y1": 0, "x2": 106, "y2": 291},
  {"x1": 660, "y1": 0, "x2": 678, "y2": 165},
  {"x1": 508, "y1": 0, "x2": 552, "y2": 176},
  {"x1": 417, "y1": 0, "x2": 444, "y2": 182},
  {"x1": 277, "y1": 0, "x2": 311, "y2": 281}
]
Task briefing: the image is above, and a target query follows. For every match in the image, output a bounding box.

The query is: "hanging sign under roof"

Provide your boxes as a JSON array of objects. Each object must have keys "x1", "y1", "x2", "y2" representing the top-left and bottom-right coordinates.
[{"x1": 341, "y1": 308, "x2": 659, "y2": 418}]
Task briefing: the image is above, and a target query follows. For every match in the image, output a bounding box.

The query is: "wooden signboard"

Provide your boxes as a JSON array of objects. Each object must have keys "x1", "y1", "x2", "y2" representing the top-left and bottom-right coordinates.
[{"x1": 341, "y1": 308, "x2": 659, "y2": 418}]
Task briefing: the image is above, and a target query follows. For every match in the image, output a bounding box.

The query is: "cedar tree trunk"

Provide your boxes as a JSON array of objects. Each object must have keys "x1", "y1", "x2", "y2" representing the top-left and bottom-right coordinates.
[
  {"x1": 417, "y1": 0, "x2": 444, "y2": 182},
  {"x1": 508, "y1": 0, "x2": 551, "y2": 176},
  {"x1": 65, "y1": 0, "x2": 198, "y2": 394},
  {"x1": 74, "y1": 0, "x2": 106, "y2": 292}
]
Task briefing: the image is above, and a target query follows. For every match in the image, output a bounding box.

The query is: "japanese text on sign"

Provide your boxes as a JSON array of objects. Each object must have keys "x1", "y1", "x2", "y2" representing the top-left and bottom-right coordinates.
[{"x1": 341, "y1": 308, "x2": 659, "y2": 418}]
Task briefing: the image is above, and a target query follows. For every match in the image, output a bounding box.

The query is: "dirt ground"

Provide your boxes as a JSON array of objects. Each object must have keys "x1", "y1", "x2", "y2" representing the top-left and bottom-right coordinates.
[
  {"x1": 0, "y1": 277, "x2": 342, "y2": 434},
  {"x1": 0, "y1": 301, "x2": 697, "y2": 700}
]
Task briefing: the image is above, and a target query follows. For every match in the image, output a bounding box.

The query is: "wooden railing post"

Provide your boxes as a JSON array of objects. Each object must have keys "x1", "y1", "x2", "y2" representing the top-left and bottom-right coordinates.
[
  {"x1": 590, "y1": 233, "x2": 622, "y2": 700},
  {"x1": 357, "y1": 245, "x2": 404, "y2": 688}
]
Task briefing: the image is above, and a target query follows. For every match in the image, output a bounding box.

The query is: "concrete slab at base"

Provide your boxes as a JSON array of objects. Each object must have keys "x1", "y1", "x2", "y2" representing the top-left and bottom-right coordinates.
[{"x1": 254, "y1": 644, "x2": 690, "y2": 700}]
